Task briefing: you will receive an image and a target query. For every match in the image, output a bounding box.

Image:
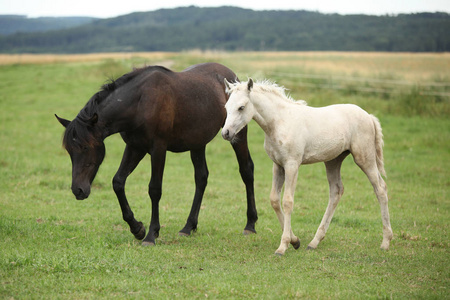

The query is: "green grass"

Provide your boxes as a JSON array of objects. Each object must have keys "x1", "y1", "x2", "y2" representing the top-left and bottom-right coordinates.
[{"x1": 1, "y1": 52, "x2": 449, "y2": 299}]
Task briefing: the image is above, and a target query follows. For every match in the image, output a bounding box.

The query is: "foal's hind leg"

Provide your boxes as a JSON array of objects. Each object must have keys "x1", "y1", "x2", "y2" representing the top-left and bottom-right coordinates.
[
  {"x1": 354, "y1": 156, "x2": 393, "y2": 250},
  {"x1": 308, "y1": 152, "x2": 349, "y2": 250},
  {"x1": 179, "y1": 147, "x2": 209, "y2": 236},
  {"x1": 231, "y1": 126, "x2": 258, "y2": 234},
  {"x1": 113, "y1": 145, "x2": 147, "y2": 240}
]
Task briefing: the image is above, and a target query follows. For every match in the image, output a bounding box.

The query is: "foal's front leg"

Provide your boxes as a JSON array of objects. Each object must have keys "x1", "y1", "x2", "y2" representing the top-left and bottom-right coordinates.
[
  {"x1": 270, "y1": 163, "x2": 285, "y2": 231},
  {"x1": 275, "y1": 162, "x2": 300, "y2": 256}
]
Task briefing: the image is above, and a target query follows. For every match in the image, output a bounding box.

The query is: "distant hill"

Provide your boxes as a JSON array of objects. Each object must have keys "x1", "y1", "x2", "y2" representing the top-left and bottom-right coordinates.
[
  {"x1": 0, "y1": 6, "x2": 448, "y2": 53},
  {"x1": 0, "y1": 15, "x2": 98, "y2": 35}
]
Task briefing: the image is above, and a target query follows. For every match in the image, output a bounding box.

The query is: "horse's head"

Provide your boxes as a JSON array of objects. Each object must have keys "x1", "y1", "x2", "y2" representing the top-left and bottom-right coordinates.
[
  {"x1": 222, "y1": 78, "x2": 256, "y2": 142},
  {"x1": 56, "y1": 114, "x2": 105, "y2": 200}
]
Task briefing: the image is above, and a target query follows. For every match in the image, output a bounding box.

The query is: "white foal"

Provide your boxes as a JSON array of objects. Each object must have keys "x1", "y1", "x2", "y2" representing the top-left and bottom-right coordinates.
[{"x1": 222, "y1": 79, "x2": 393, "y2": 255}]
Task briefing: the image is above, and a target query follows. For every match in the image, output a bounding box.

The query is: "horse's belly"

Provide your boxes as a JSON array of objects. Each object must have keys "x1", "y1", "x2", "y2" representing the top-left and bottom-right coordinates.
[{"x1": 167, "y1": 125, "x2": 221, "y2": 152}]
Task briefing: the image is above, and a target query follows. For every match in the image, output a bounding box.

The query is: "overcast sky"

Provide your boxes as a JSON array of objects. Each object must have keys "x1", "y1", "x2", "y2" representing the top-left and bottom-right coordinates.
[{"x1": 1, "y1": 0, "x2": 449, "y2": 18}]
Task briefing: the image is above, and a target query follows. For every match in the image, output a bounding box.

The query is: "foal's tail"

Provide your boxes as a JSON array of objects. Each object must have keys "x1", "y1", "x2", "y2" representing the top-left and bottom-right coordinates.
[{"x1": 371, "y1": 115, "x2": 387, "y2": 178}]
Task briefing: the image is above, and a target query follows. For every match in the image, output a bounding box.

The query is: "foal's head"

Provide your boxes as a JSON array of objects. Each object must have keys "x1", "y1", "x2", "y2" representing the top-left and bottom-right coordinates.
[
  {"x1": 56, "y1": 114, "x2": 105, "y2": 200},
  {"x1": 222, "y1": 79, "x2": 256, "y2": 141}
]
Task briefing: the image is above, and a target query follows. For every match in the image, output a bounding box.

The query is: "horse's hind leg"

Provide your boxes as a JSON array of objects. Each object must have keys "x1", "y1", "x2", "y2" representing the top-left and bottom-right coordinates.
[
  {"x1": 113, "y1": 145, "x2": 147, "y2": 240},
  {"x1": 354, "y1": 156, "x2": 393, "y2": 250},
  {"x1": 308, "y1": 152, "x2": 349, "y2": 250},
  {"x1": 179, "y1": 147, "x2": 209, "y2": 236},
  {"x1": 231, "y1": 126, "x2": 258, "y2": 234}
]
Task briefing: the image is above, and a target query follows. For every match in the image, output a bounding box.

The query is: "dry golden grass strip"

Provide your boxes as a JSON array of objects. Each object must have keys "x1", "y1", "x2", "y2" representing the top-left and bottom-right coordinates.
[{"x1": 0, "y1": 52, "x2": 175, "y2": 65}]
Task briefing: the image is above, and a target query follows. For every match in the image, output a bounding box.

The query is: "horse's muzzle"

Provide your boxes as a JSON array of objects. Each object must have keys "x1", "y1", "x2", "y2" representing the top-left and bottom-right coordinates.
[{"x1": 72, "y1": 186, "x2": 90, "y2": 200}]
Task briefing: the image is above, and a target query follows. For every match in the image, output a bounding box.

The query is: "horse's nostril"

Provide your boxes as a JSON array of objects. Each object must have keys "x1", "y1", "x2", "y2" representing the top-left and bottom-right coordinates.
[{"x1": 72, "y1": 186, "x2": 88, "y2": 200}]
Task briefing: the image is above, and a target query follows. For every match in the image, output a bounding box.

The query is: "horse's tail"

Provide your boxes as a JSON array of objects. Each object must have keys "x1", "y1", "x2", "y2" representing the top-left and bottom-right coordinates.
[{"x1": 371, "y1": 115, "x2": 387, "y2": 178}]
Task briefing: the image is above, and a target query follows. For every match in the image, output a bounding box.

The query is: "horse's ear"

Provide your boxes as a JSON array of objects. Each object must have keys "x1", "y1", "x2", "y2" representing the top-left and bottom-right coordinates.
[
  {"x1": 247, "y1": 78, "x2": 254, "y2": 91},
  {"x1": 55, "y1": 114, "x2": 71, "y2": 128},
  {"x1": 87, "y1": 113, "x2": 98, "y2": 126},
  {"x1": 224, "y1": 78, "x2": 232, "y2": 93}
]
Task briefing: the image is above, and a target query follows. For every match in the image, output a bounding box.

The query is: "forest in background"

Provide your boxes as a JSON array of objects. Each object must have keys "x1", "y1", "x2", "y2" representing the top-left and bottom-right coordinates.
[{"x1": 0, "y1": 6, "x2": 449, "y2": 53}]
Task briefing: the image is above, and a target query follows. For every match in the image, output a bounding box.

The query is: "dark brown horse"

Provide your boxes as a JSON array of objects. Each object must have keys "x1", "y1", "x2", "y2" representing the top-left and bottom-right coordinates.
[{"x1": 56, "y1": 63, "x2": 257, "y2": 246}]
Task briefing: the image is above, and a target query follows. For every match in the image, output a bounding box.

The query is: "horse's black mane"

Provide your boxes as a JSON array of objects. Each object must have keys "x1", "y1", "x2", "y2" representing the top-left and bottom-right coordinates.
[
  {"x1": 78, "y1": 65, "x2": 171, "y2": 121},
  {"x1": 64, "y1": 65, "x2": 172, "y2": 150},
  {"x1": 101, "y1": 65, "x2": 172, "y2": 95}
]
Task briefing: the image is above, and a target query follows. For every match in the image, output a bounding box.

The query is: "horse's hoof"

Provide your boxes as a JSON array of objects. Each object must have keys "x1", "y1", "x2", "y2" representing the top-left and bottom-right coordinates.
[
  {"x1": 274, "y1": 252, "x2": 284, "y2": 257},
  {"x1": 243, "y1": 229, "x2": 256, "y2": 235},
  {"x1": 291, "y1": 239, "x2": 301, "y2": 250},
  {"x1": 178, "y1": 231, "x2": 190, "y2": 237},
  {"x1": 133, "y1": 222, "x2": 146, "y2": 240},
  {"x1": 306, "y1": 245, "x2": 316, "y2": 250},
  {"x1": 142, "y1": 241, "x2": 155, "y2": 247}
]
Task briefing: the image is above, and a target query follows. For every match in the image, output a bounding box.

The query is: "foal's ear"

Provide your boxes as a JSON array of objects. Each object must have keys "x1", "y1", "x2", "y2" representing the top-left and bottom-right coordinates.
[
  {"x1": 55, "y1": 114, "x2": 71, "y2": 128},
  {"x1": 247, "y1": 78, "x2": 254, "y2": 91},
  {"x1": 224, "y1": 78, "x2": 232, "y2": 93}
]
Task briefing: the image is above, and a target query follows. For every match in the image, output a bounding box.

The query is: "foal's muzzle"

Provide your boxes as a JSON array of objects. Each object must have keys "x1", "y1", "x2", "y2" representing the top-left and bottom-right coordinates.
[{"x1": 222, "y1": 129, "x2": 232, "y2": 141}]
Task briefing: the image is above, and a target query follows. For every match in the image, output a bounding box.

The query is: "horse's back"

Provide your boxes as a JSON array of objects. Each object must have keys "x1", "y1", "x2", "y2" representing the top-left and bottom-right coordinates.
[
  {"x1": 180, "y1": 63, "x2": 237, "y2": 81},
  {"x1": 173, "y1": 63, "x2": 236, "y2": 119},
  {"x1": 138, "y1": 63, "x2": 237, "y2": 151}
]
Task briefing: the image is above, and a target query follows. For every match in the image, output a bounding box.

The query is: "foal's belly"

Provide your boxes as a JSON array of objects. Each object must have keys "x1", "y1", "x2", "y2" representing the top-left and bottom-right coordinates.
[
  {"x1": 264, "y1": 135, "x2": 348, "y2": 166},
  {"x1": 301, "y1": 147, "x2": 346, "y2": 164}
]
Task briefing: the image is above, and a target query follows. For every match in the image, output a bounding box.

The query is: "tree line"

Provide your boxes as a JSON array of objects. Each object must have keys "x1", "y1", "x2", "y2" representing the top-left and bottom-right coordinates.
[{"x1": 0, "y1": 6, "x2": 448, "y2": 53}]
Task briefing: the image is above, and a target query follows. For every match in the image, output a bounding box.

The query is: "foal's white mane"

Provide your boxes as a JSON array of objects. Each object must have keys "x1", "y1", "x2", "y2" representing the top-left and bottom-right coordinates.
[{"x1": 227, "y1": 79, "x2": 307, "y2": 105}]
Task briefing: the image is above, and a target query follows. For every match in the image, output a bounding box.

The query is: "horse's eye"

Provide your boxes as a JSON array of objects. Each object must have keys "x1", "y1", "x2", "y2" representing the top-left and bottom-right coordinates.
[{"x1": 238, "y1": 106, "x2": 245, "y2": 111}]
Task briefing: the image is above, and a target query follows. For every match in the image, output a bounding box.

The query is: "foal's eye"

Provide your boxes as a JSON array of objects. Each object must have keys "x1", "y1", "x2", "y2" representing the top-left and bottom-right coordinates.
[{"x1": 238, "y1": 106, "x2": 245, "y2": 111}]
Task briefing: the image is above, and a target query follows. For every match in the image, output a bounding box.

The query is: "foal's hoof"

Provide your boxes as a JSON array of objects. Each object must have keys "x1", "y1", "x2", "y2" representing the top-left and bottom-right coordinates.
[
  {"x1": 306, "y1": 245, "x2": 316, "y2": 250},
  {"x1": 291, "y1": 239, "x2": 301, "y2": 250},
  {"x1": 274, "y1": 252, "x2": 284, "y2": 257},
  {"x1": 133, "y1": 222, "x2": 146, "y2": 240},
  {"x1": 178, "y1": 231, "x2": 190, "y2": 237},
  {"x1": 142, "y1": 241, "x2": 155, "y2": 247}
]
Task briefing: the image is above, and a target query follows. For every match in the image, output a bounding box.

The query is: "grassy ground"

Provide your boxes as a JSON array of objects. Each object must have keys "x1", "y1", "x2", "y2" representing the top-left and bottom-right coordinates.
[{"x1": 0, "y1": 52, "x2": 449, "y2": 299}]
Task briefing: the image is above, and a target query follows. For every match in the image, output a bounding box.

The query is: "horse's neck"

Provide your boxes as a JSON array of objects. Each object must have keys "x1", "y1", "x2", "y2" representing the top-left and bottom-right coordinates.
[
  {"x1": 97, "y1": 94, "x2": 142, "y2": 138},
  {"x1": 251, "y1": 94, "x2": 292, "y2": 134}
]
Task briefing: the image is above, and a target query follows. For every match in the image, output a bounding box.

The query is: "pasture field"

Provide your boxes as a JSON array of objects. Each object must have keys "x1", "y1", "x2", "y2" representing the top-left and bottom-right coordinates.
[{"x1": 0, "y1": 52, "x2": 449, "y2": 299}]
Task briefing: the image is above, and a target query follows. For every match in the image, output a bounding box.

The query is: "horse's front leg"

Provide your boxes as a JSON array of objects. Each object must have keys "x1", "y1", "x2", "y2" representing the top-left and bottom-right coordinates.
[
  {"x1": 179, "y1": 147, "x2": 208, "y2": 236},
  {"x1": 113, "y1": 145, "x2": 147, "y2": 240},
  {"x1": 231, "y1": 126, "x2": 258, "y2": 234},
  {"x1": 275, "y1": 161, "x2": 300, "y2": 256},
  {"x1": 142, "y1": 144, "x2": 167, "y2": 246}
]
